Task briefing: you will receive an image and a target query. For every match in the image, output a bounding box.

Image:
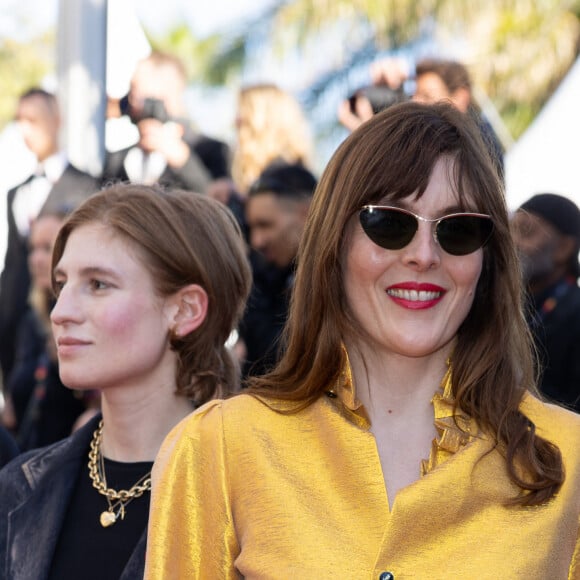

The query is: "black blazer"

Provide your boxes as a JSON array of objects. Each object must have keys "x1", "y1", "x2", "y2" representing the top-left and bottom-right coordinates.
[
  {"x1": 0, "y1": 164, "x2": 99, "y2": 380},
  {"x1": 533, "y1": 282, "x2": 580, "y2": 412},
  {"x1": 0, "y1": 415, "x2": 146, "y2": 580}
]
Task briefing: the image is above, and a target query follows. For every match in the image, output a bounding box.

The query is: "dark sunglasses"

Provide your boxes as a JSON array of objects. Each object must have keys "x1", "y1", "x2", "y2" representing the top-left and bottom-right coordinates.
[{"x1": 359, "y1": 205, "x2": 494, "y2": 256}]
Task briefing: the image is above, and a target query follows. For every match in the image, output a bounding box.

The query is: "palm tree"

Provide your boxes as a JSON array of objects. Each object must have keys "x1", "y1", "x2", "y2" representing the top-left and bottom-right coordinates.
[
  {"x1": 198, "y1": 0, "x2": 580, "y2": 140},
  {"x1": 0, "y1": 32, "x2": 54, "y2": 129}
]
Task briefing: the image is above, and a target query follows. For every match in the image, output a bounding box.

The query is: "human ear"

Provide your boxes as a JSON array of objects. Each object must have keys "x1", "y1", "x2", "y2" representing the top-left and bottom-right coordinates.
[
  {"x1": 170, "y1": 284, "x2": 208, "y2": 338},
  {"x1": 298, "y1": 199, "x2": 311, "y2": 222},
  {"x1": 554, "y1": 236, "x2": 577, "y2": 266},
  {"x1": 450, "y1": 87, "x2": 470, "y2": 113}
]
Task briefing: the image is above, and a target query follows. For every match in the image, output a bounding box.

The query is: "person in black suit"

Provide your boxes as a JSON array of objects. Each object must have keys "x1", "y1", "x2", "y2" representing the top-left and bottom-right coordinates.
[
  {"x1": 240, "y1": 162, "x2": 317, "y2": 378},
  {"x1": 102, "y1": 51, "x2": 230, "y2": 193},
  {"x1": 512, "y1": 193, "x2": 580, "y2": 412},
  {"x1": 0, "y1": 88, "x2": 99, "y2": 383}
]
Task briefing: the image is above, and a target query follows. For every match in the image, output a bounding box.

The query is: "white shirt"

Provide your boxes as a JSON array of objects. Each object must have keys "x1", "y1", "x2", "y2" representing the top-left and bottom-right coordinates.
[
  {"x1": 12, "y1": 152, "x2": 68, "y2": 237},
  {"x1": 123, "y1": 146, "x2": 167, "y2": 185}
]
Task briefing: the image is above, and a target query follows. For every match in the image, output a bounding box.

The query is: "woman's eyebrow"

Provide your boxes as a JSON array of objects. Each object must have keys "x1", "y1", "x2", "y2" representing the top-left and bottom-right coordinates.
[{"x1": 53, "y1": 265, "x2": 122, "y2": 280}]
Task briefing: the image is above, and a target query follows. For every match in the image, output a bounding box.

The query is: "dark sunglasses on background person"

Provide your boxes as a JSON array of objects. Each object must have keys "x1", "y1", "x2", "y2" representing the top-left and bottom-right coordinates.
[{"x1": 359, "y1": 205, "x2": 494, "y2": 256}]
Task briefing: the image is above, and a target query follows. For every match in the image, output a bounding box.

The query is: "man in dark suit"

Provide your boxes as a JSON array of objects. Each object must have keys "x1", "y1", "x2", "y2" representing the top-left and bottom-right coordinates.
[
  {"x1": 0, "y1": 89, "x2": 98, "y2": 382},
  {"x1": 102, "y1": 51, "x2": 230, "y2": 193},
  {"x1": 240, "y1": 162, "x2": 317, "y2": 378}
]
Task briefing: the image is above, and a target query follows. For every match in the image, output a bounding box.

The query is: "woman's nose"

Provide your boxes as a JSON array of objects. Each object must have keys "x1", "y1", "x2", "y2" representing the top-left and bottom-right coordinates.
[
  {"x1": 400, "y1": 222, "x2": 441, "y2": 270},
  {"x1": 50, "y1": 284, "x2": 83, "y2": 326}
]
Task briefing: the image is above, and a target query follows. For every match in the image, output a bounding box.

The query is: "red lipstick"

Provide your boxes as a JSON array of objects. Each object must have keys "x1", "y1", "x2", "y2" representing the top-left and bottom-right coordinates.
[{"x1": 386, "y1": 282, "x2": 446, "y2": 310}]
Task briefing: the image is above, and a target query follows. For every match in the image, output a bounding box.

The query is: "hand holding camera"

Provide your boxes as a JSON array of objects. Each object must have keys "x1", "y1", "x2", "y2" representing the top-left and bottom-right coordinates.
[
  {"x1": 337, "y1": 94, "x2": 374, "y2": 132},
  {"x1": 123, "y1": 96, "x2": 189, "y2": 168},
  {"x1": 138, "y1": 118, "x2": 189, "y2": 167},
  {"x1": 338, "y1": 58, "x2": 410, "y2": 132}
]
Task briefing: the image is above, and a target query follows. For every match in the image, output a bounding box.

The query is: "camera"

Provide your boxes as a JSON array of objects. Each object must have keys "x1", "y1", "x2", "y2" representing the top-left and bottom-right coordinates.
[
  {"x1": 122, "y1": 96, "x2": 171, "y2": 125},
  {"x1": 140, "y1": 98, "x2": 170, "y2": 123},
  {"x1": 348, "y1": 85, "x2": 407, "y2": 115}
]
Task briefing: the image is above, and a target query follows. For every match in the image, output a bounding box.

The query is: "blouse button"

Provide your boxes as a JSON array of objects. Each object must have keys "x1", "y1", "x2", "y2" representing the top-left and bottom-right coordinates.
[{"x1": 379, "y1": 573, "x2": 394, "y2": 580}]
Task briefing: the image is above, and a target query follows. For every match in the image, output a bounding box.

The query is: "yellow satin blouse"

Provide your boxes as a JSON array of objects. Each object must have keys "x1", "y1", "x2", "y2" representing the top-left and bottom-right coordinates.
[{"x1": 145, "y1": 368, "x2": 580, "y2": 579}]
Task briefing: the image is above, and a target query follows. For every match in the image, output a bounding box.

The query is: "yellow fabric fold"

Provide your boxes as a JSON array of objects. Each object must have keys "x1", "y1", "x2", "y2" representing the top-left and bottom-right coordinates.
[{"x1": 421, "y1": 365, "x2": 477, "y2": 476}]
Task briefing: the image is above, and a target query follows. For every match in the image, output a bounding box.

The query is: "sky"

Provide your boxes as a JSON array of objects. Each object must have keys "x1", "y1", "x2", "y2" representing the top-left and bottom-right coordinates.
[
  {"x1": 0, "y1": 0, "x2": 281, "y2": 266},
  {"x1": 0, "y1": 0, "x2": 284, "y2": 139},
  {"x1": 2, "y1": 2, "x2": 576, "y2": 217},
  {"x1": 136, "y1": 0, "x2": 275, "y2": 37},
  {"x1": 0, "y1": 0, "x2": 275, "y2": 41}
]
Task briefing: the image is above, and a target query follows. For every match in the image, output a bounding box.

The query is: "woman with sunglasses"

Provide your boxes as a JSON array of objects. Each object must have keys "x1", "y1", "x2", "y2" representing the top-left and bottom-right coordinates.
[
  {"x1": 0, "y1": 184, "x2": 251, "y2": 580},
  {"x1": 146, "y1": 103, "x2": 580, "y2": 578}
]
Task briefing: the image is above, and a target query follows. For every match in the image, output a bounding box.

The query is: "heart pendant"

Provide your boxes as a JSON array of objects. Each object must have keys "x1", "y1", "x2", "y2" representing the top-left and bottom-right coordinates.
[{"x1": 100, "y1": 510, "x2": 117, "y2": 527}]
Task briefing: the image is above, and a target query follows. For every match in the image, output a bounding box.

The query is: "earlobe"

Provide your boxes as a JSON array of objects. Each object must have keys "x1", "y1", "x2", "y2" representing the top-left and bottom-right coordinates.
[
  {"x1": 554, "y1": 236, "x2": 576, "y2": 266},
  {"x1": 451, "y1": 88, "x2": 470, "y2": 113},
  {"x1": 298, "y1": 200, "x2": 311, "y2": 220},
  {"x1": 171, "y1": 284, "x2": 209, "y2": 338}
]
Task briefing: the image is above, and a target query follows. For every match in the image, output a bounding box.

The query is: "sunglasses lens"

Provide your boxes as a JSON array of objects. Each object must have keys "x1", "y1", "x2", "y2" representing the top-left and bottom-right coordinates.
[
  {"x1": 359, "y1": 207, "x2": 417, "y2": 249},
  {"x1": 436, "y1": 216, "x2": 494, "y2": 255}
]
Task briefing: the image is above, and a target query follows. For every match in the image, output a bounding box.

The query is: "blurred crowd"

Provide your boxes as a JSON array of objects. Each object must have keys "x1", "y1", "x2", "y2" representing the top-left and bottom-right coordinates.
[
  {"x1": 0, "y1": 46, "x2": 579, "y2": 580},
  {"x1": 0, "y1": 49, "x2": 579, "y2": 461}
]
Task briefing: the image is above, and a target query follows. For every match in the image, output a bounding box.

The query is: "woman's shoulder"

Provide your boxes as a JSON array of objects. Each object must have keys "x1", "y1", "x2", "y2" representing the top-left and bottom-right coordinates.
[
  {"x1": 0, "y1": 438, "x2": 70, "y2": 506},
  {"x1": 0, "y1": 415, "x2": 98, "y2": 488},
  {"x1": 161, "y1": 393, "x2": 316, "y2": 454},
  {"x1": 152, "y1": 396, "x2": 270, "y2": 475},
  {"x1": 521, "y1": 393, "x2": 580, "y2": 452},
  {"x1": 177, "y1": 393, "x2": 294, "y2": 434}
]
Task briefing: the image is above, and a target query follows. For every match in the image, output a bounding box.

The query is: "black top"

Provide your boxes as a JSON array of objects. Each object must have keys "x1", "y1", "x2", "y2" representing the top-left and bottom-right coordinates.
[
  {"x1": 528, "y1": 277, "x2": 580, "y2": 412},
  {"x1": 239, "y1": 251, "x2": 295, "y2": 379},
  {"x1": 48, "y1": 453, "x2": 153, "y2": 580}
]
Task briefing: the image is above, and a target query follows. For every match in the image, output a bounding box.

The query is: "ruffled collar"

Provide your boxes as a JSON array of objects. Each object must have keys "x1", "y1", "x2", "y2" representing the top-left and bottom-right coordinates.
[
  {"x1": 328, "y1": 352, "x2": 478, "y2": 476},
  {"x1": 420, "y1": 366, "x2": 478, "y2": 476}
]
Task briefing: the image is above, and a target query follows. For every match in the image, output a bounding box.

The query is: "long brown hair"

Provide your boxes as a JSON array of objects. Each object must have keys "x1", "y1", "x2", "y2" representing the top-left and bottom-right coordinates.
[
  {"x1": 52, "y1": 184, "x2": 252, "y2": 405},
  {"x1": 249, "y1": 102, "x2": 563, "y2": 506}
]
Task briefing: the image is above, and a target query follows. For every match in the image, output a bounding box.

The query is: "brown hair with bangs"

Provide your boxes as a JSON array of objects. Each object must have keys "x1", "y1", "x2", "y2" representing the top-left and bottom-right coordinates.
[
  {"x1": 52, "y1": 183, "x2": 252, "y2": 405},
  {"x1": 248, "y1": 101, "x2": 563, "y2": 506}
]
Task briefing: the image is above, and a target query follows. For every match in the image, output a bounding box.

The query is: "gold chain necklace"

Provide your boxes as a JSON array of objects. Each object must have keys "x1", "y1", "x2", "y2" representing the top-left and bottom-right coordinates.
[{"x1": 88, "y1": 420, "x2": 152, "y2": 528}]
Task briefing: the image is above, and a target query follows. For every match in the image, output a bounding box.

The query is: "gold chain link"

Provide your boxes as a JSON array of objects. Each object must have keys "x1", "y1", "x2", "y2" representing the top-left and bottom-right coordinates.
[{"x1": 88, "y1": 420, "x2": 152, "y2": 502}]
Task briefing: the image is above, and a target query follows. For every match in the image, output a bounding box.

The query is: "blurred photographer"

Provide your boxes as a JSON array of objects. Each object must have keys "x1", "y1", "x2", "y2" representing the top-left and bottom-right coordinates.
[
  {"x1": 338, "y1": 56, "x2": 504, "y2": 180},
  {"x1": 338, "y1": 82, "x2": 408, "y2": 132},
  {"x1": 102, "y1": 52, "x2": 230, "y2": 194}
]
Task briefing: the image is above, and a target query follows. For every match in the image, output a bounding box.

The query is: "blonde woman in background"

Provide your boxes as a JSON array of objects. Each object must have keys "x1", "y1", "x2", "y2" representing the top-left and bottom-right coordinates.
[
  {"x1": 232, "y1": 83, "x2": 313, "y2": 195},
  {"x1": 208, "y1": 83, "x2": 314, "y2": 206}
]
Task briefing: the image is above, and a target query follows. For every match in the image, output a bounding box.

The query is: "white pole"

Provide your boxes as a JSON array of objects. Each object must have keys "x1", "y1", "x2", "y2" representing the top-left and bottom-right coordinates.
[{"x1": 57, "y1": 0, "x2": 107, "y2": 176}]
